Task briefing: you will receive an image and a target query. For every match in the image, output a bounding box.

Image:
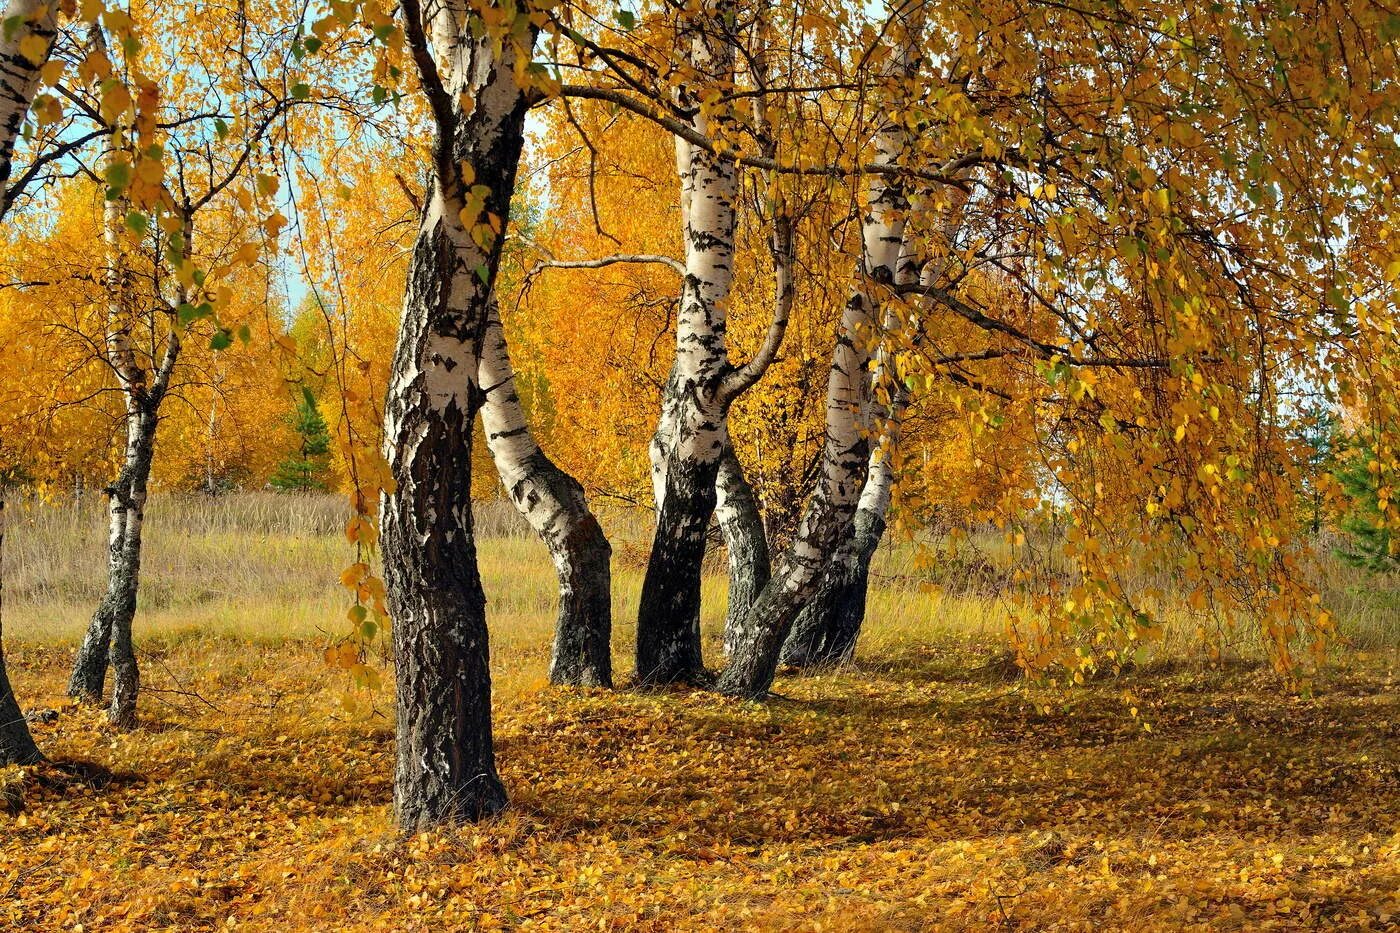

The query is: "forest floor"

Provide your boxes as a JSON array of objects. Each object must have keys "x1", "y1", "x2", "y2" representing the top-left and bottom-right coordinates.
[{"x1": 2, "y1": 495, "x2": 1398, "y2": 931}]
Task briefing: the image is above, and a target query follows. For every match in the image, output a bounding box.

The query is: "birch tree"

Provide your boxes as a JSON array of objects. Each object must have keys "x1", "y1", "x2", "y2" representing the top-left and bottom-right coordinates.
[
  {"x1": 717, "y1": 3, "x2": 924, "y2": 698},
  {"x1": 380, "y1": 0, "x2": 544, "y2": 826},
  {"x1": 0, "y1": 0, "x2": 55, "y2": 219},
  {"x1": 783, "y1": 192, "x2": 970, "y2": 669},
  {"x1": 0, "y1": 0, "x2": 57, "y2": 762},
  {"x1": 479, "y1": 297, "x2": 613, "y2": 687},
  {"x1": 66, "y1": 195, "x2": 182, "y2": 728},
  {"x1": 635, "y1": 0, "x2": 795, "y2": 684},
  {"x1": 56, "y1": 8, "x2": 302, "y2": 725}
]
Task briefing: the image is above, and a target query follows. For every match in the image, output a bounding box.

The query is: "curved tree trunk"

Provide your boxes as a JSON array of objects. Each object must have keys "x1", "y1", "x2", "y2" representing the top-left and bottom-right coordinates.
[
  {"x1": 479, "y1": 300, "x2": 612, "y2": 688},
  {"x1": 0, "y1": 498, "x2": 43, "y2": 766},
  {"x1": 106, "y1": 408, "x2": 156, "y2": 729},
  {"x1": 718, "y1": 446, "x2": 769, "y2": 656},
  {"x1": 0, "y1": 0, "x2": 57, "y2": 220},
  {"x1": 382, "y1": 0, "x2": 533, "y2": 828},
  {"x1": 716, "y1": 3, "x2": 924, "y2": 699}
]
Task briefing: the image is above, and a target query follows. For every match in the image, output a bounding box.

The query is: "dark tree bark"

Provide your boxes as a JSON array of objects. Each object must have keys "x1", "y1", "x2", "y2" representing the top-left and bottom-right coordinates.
[
  {"x1": 0, "y1": 498, "x2": 43, "y2": 767},
  {"x1": 718, "y1": 446, "x2": 769, "y2": 656},
  {"x1": 383, "y1": 0, "x2": 534, "y2": 827},
  {"x1": 781, "y1": 507, "x2": 885, "y2": 668},
  {"x1": 383, "y1": 185, "x2": 510, "y2": 826},
  {"x1": 636, "y1": 449, "x2": 721, "y2": 685}
]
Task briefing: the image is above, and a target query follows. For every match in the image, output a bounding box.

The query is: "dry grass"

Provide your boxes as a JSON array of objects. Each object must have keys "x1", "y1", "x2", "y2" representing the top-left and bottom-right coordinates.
[{"x1": 1, "y1": 493, "x2": 1397, "y2": 931}]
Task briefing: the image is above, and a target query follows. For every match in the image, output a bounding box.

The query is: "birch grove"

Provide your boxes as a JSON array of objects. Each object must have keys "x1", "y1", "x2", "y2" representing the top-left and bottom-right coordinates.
[{"x1": 0, "y1": 0, "x2": 1395, "y2": 840}]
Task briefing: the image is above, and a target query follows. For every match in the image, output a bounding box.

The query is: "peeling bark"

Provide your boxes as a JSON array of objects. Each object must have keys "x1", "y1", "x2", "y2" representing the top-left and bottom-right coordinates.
[
  {"x1": 383, "y1": 0, "x2": 534, "y2": 828},
  {"x1": 781, "y1": 468, "x2": 891, "y2": 669},
  {"x1": 0, "y1": 498, "x2": 43, "y2": 766},
  {"x1": 479, "y1": 300, "x2": 612, "y2": 688},
  {"x1": 0, "y1": 0, "x2": 57, "y2": 219}
]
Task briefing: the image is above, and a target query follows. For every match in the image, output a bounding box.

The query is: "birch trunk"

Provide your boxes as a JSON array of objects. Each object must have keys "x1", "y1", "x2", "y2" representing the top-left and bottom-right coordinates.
[
  {"x1": 634, "y1": 0, "x2": 740, "y2": 686},
  {"x1": 0, "y1": 0, "x2": 56, "y2": 219},
  {"x1": 781, "y1": 189, "x2": 969, "y2": 669},
  {"x1": 718, "y1": 446, "x2": 769, "y2": 656},
  {"x1": 382, "y1": 0, "x2": 533, "y2": 827},
  {"x1": 0, "y1": 498, "x2": 43, "y2": 766},
  {"x1": 781, "y1": 457, "x2": 893, "y2": 668},
  {"x1": 68, "y1": 203, "x2": 181, "y2": 730},
  {"x1": 479, "y1": 300, "x2": 612, "y2": 688},
  {"x1": 716, "y1": 5, "x2": 924, "y2": 699}
]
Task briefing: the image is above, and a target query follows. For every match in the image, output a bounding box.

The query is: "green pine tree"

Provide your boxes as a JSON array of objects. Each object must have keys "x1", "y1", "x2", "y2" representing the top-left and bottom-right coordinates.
[
  {"x1": 270, "y1": 388, "x2": 333, "y2": 493},
  {"x1": 1334, "y1": 432, "x2": 1399, "y2": 572}
]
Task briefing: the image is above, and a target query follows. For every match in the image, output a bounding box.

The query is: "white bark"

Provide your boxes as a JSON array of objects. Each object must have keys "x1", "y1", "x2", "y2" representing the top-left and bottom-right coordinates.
[
  {"x1": 716, "y1": 2, "x2": 926, "y2": 698},
  {"x1": 0, "y1": 0, "x2": 56, "y2": 217},
  {"x1": 479, "y1": 299, "x2": 612, "y2": 687}
]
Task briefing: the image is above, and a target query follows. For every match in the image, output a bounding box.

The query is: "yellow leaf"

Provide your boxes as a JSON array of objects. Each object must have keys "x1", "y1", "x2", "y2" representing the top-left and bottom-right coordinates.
[{"x1": 18, "y1": 33, "x2": 49, "y2": 65}]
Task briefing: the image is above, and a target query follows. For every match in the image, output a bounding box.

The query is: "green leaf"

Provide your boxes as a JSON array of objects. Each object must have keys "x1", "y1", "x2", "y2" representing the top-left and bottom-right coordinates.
[
  {"x1": 237, "y1": 324, "x2": 252, "y2": 345},
  {"x1": 210, "y1": 329, "x2": 233, "y2": 351},
  {"x1": 302, "y1": 36, "x2": 323, "y2": 54},
  {"x1": 371, "y1": 85, "x2": 388, "y2": 105},
  {"x1": 474, "y1": 264, "x2": 489, "y2": 284},
  {"x1": 215, "y1": 119, "x2": 229, "y2": 139},
  {"x1": 124, "y1": 211, "x2": 148, "y2": 236},
  {"x1": 614, "y1": 8, "x2": 636, "y2": 30},
  {"x1": 302, "y1": 385, "x2": 318, "y2": 410},
  {"x1": 291, "y1": 83, "x2": 311, "y2": 101},
  {"x1": 103, "y1": 161, "x2": 132, "y2": 191}
]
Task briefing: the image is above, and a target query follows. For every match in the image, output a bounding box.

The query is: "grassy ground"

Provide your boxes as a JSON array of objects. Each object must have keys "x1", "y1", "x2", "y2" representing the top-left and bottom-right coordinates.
[{"x1": 2, "y1": 494, "x2": 1397, "y2": 931}]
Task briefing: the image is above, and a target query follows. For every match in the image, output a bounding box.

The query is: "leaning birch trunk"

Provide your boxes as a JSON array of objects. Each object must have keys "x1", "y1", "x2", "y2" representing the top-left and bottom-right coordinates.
[
  {"x1": 781, "y1": 448, "x2": 894, "y2": 668},
  {"x1": 0, "y1": 0, "x2": 57, "y2": 220},
  {"x1": 479, "y1": 299, "x2": 613, "y2": 688},
  {"x1": 380, "y1": 0, "x2": 533, "y2": 828},
  {"x1": 69, "y1": 202, "x2": 183, "y2": 728},
  {"x1": 717, "y1": 446, "x2": 769, "y2": 656},
  {"x1": 0, "y1": 498, "x2": 43, "y2": 766},
  {"x1": 716, "y1": 4, "x2": 923, "y2": 699},
  {"x1": 106, "y1": 401, "x2": 163, "y2": 729},
  {"x1": 781, "y1": 192, "x2": 970, "y2": 669},
  {"x1": 634, "y1": 0, "x2": 740, "y2": 685}
]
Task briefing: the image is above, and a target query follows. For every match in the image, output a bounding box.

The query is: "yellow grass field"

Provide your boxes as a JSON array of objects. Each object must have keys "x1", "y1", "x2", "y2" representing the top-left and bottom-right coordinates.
[{"x1": 2, "y1": 494, "x2": 1397, "y2": 931}]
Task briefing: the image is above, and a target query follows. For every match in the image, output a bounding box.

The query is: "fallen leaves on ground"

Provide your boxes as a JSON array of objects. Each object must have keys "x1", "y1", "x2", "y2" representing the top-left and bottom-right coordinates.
[{"x1": 2, "y1": 638, "x2": 1397, "y2": 931}]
